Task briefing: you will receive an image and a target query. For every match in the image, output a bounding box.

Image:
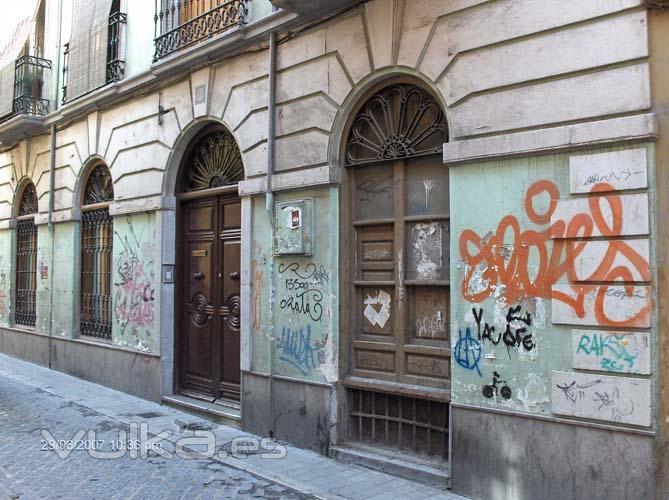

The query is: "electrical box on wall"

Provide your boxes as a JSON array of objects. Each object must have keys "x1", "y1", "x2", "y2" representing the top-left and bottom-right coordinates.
[{"x1": 274, "y1": 199, "x2": 313, "y2": 255}]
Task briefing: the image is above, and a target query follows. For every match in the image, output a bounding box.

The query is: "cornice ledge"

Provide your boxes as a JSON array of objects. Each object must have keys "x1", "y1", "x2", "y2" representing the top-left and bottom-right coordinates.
[{"x1": 443, "y1": 114, "x2": 658, "y2": 166}]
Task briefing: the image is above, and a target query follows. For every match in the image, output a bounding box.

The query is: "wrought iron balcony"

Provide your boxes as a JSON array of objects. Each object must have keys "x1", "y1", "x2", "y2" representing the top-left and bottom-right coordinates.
[
  {"x1": 13, "y1": 55, "x2": 52, "y2": 116},
  {"x1": 154, "y1": 0, "x2": 249, "y2": 61}
]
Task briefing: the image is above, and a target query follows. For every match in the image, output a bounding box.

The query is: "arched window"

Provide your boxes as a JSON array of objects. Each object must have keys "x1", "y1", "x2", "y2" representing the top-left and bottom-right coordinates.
[
  {"x1": 343, "y1": 83, "x2": 451, "y2": 458},
  {"x1": 15, "y1": 182, "x2": 38, "y2": 327},
  {"x1": 80, "y1": 164, "x2": 114, "y2": 340}
]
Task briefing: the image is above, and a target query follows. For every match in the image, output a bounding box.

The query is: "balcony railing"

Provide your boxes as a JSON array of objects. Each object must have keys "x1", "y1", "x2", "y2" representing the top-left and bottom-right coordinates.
[
  {"x1": 153, "y1": 0, "x2": 248, "y2": 61},
  {"x1": 107, "y1": 10, "x2": 127, "y2": 83},
  {"x1": 13, "y1": 55, "x2": 52, "y2": 117}
]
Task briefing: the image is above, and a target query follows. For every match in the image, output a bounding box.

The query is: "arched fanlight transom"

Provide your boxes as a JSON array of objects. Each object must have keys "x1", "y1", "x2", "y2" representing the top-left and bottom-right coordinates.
[
  {"x1": 345, "y1": 84, "x2": 448, "y2": 166},
  {"x1": 18, "y1": 182, "x2": 38, "y2": 217},
  {"x1": 83, "y1": 164, "x2": 114, "y2": 205},
  {"x1": 182, "y1": 129, "x2": 244, "y2": 193}
]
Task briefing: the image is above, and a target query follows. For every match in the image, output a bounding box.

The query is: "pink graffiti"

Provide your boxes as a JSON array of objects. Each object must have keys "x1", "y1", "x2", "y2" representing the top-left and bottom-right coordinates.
[{"x1": 115, "y1": 255, "x2": 155, "y2": 331}]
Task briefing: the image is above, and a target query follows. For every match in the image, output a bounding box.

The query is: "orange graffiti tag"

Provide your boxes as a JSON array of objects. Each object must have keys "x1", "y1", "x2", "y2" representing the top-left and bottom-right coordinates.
[{"x1": 459, "y1": 180, "x2": 650, "y2": 328}]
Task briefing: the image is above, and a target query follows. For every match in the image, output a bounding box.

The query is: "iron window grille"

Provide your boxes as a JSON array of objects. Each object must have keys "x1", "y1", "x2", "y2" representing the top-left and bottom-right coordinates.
[
  {"x1": 153, "y1": 0, "x2": 248, "y2": 61},
  {"x1": 107, "y1": 9, "x2": 127, "y2": 84},
  {"x1": 80, "y1": 165, "x2": 114, "y2": 341},
  {"x1": 15, "y1": 184, "x2": 38, "y2": 328},
  {"x1": 12, "y1": 55, "x2": 52, "y2": 116}
]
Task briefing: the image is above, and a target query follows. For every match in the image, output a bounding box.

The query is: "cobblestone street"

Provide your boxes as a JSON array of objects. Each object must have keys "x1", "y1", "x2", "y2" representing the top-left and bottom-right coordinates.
[
  {"x1": 0, "y1": 355, "x2": 463, "y2": 500},
  {"x1": 0, "y1": 374, "x2": 310, "y2": 500}
]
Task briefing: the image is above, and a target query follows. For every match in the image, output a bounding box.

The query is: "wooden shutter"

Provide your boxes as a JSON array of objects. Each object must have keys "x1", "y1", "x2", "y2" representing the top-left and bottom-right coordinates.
[{"x1": 66, "y1": 0, "x2": 113, "y2": 101}]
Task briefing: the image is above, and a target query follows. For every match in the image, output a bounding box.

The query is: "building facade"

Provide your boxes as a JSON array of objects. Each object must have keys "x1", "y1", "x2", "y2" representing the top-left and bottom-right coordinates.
[{"x1": 0, "y1": 0, "x2": 668, "y2": 498}]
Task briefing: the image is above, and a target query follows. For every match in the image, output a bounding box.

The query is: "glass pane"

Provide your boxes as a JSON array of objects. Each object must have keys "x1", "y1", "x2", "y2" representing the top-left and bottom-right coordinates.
[
  {"x1": 354, "y1": 163, "x2": 394, "y2": 221},
  {"x1": 406, "y1": 221, "x2": 449, "y2": 281},
  {"x1": 409, "y1": 287, "x2": 450, "y2": 342},
  {"x1": 406, "y1": 155, "x2": 449, "y2": 217}
]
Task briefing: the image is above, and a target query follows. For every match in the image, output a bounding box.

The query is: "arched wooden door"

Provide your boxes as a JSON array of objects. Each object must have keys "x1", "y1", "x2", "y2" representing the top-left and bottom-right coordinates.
[{"x1": 176, "y1": 127, "x2": 244, "y2": 403}]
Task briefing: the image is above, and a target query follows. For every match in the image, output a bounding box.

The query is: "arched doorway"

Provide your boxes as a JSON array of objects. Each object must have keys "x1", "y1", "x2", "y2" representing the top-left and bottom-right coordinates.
[
  {"x1": 175, "y1": 124, "x2": 244, "y2": 403},
  {"x1": 340, "y1": 81, "x2": 451, "y2": 467}
]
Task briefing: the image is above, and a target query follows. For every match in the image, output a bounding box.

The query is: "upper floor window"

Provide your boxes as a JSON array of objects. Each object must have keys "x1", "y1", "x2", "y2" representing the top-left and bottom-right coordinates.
[
  {"x1": 15, "y1": 182, "x2": 38, "y2": 328},
  {"x1": 0, "y1": 0, "x2": 52, "y2": 120},
  {"x1": 80, "y1": 164, "x2": 114, "y2": 340},
  {"x1": 63, "y1": 0, "x2": 126, "y2": 104},
  {"x1": 154, "y1": 0, "x2": 248, "y2": 61}
]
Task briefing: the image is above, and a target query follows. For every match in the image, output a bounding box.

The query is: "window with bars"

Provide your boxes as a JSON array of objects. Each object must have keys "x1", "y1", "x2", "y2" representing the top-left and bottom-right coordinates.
[
  {"x1": 80, "y1": 165, "x2": 114, "y2": 340},
  {"x1": 15, "y1": 183, "x2": 38, "y2": 328},
  {"x1": 349, "y1": 388, "x2": 449, "y2": 459}
]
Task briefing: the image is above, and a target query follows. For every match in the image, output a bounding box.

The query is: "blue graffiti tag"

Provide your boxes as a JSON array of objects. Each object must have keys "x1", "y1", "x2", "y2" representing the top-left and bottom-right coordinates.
[
  {"x1": 277, "y1": 325, "x2": 327, "y2": 376},
  {"x1": 454, "y1": 327, "x2": 482, "y2": 376}
]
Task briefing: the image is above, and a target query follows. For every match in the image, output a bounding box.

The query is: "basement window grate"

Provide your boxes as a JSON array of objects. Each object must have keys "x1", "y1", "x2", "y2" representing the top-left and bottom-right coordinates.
[{"x1": 348, "y1": 388, "x2": 449, "y2": 459}]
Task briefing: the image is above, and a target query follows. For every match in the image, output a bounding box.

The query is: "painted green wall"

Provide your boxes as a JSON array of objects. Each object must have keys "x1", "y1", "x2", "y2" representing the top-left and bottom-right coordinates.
[
  {"x1": 51, "y1": 222, "x2": 78, "y2": 338},
  {"x1": 251, "y1": 187, "x2": 339, "y2": 383},
  {"x1": 0, "y1": 229, "x2": 12, "y2": 328},
  {"x1": 112, "y1": 213, "x2": 159, "y2": 353},
  {"x1": 449, "y1": 144, "x2": 656, "y2": 421}
]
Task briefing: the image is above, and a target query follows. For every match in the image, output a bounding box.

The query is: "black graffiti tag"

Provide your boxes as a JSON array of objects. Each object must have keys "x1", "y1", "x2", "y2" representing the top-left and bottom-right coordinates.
[{"x1": 472, "y1": 306, "x2": 535, "y2": 353}]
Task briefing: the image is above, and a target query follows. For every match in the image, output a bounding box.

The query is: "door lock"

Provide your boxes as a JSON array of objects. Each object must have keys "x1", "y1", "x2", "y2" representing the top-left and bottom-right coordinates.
[
  {"x1": 229, "y1": 272, "x2": 240, "y2": 281},
  {"x1": 193, "y1": 272, "x2": 205, "y2": 280}
]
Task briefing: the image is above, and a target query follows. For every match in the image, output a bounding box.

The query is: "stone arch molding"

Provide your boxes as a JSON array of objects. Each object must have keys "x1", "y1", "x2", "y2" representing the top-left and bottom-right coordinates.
[{"x1": 162, "y1": 116, "x2": 246, "y2": 199}]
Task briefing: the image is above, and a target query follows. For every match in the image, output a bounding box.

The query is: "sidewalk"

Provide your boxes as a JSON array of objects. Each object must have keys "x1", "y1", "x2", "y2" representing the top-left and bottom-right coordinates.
[{"x1": 0, "y1": 353, "x2": 467, "y2": 500}]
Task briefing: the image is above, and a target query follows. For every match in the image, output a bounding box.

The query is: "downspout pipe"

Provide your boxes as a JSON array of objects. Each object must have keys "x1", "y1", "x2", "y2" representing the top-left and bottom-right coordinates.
[
  {"x1": 48, "y1": 0, "x2": 64, "y2": 369},
  {"x1": 266, "y1": 30, "x2": 277, "y2": 438}
]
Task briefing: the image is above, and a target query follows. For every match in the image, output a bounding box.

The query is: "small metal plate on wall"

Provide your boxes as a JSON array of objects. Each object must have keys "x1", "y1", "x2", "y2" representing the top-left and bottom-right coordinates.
[
  {"x1": 162, "y1": 264, "x2": 175, "y2": 284},
  {"x1": 274, "y1": 199, "x2": 313, "y2": 255}
]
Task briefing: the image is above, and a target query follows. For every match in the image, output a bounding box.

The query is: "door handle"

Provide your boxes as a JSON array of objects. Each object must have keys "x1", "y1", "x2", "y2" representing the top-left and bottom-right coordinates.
[
  {"x1": 229, "y1": 272, "x2": 240, "y2": 281},
  {"x1": 193, "y1": 272, "x2": 205, "y2": 281}
]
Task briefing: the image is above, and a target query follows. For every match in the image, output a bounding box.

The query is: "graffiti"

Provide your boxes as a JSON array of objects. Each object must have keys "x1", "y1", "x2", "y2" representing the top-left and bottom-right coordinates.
[
  {"x1": 277, "y1": 262, "x2": 328, "y2": 322},
  {"x1": 416, "y1": 311, "x2": 446, "y2": 338},
  {"x1": 277, "y1": 325, "x2": 327, "y2": 375},
  {"x1": 582, "y1": 169, "x2": 644, "y2": 188},
  {"x1": 39, "y1": 261, "x2": 48, "y2": 280},
  {"x1": 363, "y1": 290, "x2": 391, "y2": 328},
  {"x1": 422, "y1": 179, "x2": 434, "y2": 209},
  {"x1": 356, "y1": 175, "x2": 393, "y2": 205},
  {"x1": 472, "y1": 306, "x2": 535, "y2": 353},
  {"x1": 576, "y1": 333, "x2": 641, "y2": 373},
  {"x1": 114, "y1": 220, "x2": 156, "y2": 337},
  {"x1": 482, "y1": 371, "x2": 512, "y2": 400},
  {"x1": 551, "y1": 371, "x2": 649, "y2": 425},
  {"x1": 454, "y1": 327, "x2": 482, "y2": 375},
  {"x1": 555, "y1": 379, "x2": 602, "y2": 404},
  {"x1": 252, "y1": 245, "x2": 265, "y2": 331},
  {"x1": 0, "y1": 269, "x2": 7, "y2": 321},
  {"x1": 459, "y1": 180, "x2": 651, "y2": 327}
]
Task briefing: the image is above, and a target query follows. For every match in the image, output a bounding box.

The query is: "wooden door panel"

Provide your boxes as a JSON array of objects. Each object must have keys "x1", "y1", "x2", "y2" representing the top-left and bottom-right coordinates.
[
  {"x1": 180, "y1": 199, "x2": 217, "y2": 399},
  {"x1": 218, "y1": 198, "x2": 241, "y2": 401}
]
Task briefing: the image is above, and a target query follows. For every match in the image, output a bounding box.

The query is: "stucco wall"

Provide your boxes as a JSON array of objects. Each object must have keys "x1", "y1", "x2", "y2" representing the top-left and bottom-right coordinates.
[{"x1": 450, "y1": 144, "x2": 656, "y2": 429}]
